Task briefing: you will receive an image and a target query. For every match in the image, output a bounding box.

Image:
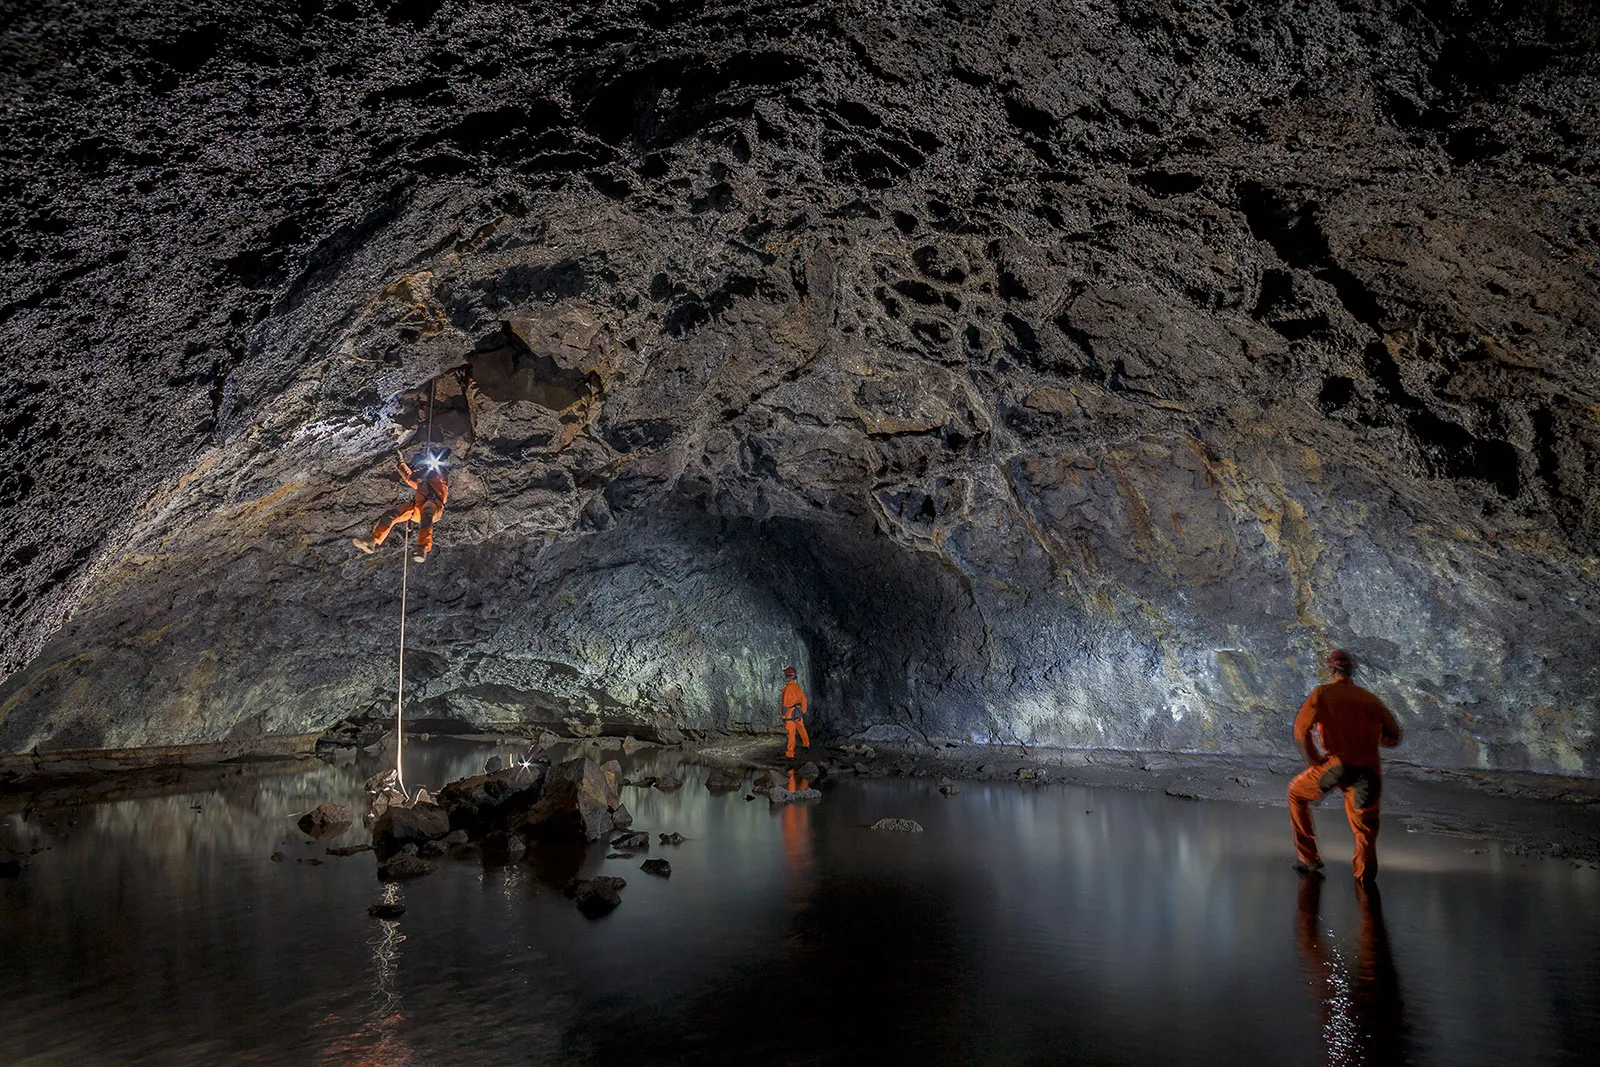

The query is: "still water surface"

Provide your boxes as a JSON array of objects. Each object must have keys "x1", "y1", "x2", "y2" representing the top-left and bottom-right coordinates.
[{"x1": 1, "y1": 740, "x2": 1595, "y2": 1066}]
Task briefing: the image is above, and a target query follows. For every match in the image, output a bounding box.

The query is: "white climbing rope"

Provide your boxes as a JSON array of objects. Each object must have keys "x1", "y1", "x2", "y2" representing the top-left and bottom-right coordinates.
[
  {"x1": 393, "y1": 377, "x2": 439, "y2": 803},
  {"x1": 395, "y1": 521, "x2": 410, "y2": 800}
]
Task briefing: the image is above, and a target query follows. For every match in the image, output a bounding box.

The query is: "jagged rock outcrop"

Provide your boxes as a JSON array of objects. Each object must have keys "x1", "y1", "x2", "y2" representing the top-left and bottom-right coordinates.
[{"x1": 1, "y1": 1, "x2": 1597, "y2": 774}]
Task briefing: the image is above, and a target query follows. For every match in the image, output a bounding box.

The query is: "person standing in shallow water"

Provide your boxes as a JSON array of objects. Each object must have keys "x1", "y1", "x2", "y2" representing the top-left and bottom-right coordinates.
[
  {"x1": 781, "y1": 666, "x2": 810, "y2": 760},
  {"x1": 1289, "y1": 648, "x2": 1403, "y2": 882}
]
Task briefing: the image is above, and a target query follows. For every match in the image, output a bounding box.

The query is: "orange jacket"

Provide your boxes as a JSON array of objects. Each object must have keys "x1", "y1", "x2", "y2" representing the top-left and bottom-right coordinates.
[
  {"x1": 399, "y1": 462, "x2": 449, "y2": 509},
  {"x1": 1294, "y1": 677, "x2": 1401, "y2": 769},
  {"x1": 781, "y1": 679, "x2": 807, "y2": 721}
]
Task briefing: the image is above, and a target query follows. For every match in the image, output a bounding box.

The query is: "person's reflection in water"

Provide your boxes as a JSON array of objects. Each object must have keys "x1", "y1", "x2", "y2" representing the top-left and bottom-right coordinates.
[
  {"x1": 1296, "y1": 875, "x2": 1408, "y2": 1066},
  {"x1": 780, "y1": 769, "x2": 814, "y2": 879}
]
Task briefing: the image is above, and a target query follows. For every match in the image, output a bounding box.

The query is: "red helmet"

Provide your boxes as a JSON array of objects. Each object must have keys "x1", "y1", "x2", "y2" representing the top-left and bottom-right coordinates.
[
  {"x1": 783, "y1": 666, "x2": 797, "y2": 678},
  {"x1": 1327, "y1": 648, "x2": 1355, "y2": 671}
]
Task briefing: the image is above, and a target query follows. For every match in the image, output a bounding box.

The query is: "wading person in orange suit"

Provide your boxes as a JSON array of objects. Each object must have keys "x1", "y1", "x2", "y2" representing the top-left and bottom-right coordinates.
[
  {"x1": 352, "y1": 452, "x2": 449, "y2": 564},
  {"x1": 781, "y1": 666, "x2": 810, "y2": 759},
  {"x1": 1289, "y1": 648, "x2": 1403, "y2": 882}
]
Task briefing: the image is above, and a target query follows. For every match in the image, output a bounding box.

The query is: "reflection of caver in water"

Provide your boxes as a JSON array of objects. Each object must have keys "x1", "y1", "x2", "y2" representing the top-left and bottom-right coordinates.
[
  {"x1": 1296, "y1": 874, "x2": 1407, "y2": 1065},
  {"x1": 1289, "y1": 648, "x2": 1403, "y2": 882},
  {"x1": 781, "y1": 666, "x2": 810, "y2": 759},
  {"x1": 352, "y1": 452, "x2": 450, "y2": 564}
]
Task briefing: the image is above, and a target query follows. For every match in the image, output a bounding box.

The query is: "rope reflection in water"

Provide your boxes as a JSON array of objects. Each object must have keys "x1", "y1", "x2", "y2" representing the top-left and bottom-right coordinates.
[
  {"x1": 316, "y1": 884, "x2": 415, "y2": 1066},
  {"x1": 370, "y1": 883, "x2": 407, "y2": 1021}
]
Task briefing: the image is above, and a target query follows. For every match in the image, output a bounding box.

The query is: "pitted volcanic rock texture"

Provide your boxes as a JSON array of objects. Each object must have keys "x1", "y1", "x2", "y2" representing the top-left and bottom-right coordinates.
[{"x1": 1, "y1": 1, "x2": 1598, "y2": 773}]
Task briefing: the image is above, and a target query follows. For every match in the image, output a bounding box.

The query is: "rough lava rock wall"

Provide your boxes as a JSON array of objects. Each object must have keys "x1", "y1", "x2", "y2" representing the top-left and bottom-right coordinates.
[{"x1": 1, "y1": 1, "x2": 1597, "y2": 773}]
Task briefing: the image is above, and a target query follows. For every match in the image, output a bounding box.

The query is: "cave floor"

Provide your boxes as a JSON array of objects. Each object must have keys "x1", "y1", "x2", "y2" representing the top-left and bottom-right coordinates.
[{"x1": 2, "y1": 738, "x2": 1596, "y2": 1066}]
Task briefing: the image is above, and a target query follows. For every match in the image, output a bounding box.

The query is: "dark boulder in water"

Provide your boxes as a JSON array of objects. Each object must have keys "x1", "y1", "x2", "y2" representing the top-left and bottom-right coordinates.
[
  {"x1": 565, "y1": 875, "x2": 627, "y2": 917},
  {"x1": 372, "y1": 804, "x2": 450, "y2": 858}
]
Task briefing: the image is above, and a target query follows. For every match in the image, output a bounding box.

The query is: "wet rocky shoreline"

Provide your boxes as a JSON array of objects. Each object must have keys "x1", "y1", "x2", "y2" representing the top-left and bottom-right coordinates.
[{"x1": 4, "y1": 728, "x2": 1598, "y2": 873}]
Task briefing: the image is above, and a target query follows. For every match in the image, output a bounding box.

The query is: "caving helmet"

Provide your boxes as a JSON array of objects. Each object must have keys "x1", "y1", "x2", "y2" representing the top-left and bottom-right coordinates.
[
  {"x1": 1327, "y1": 648, "x2": 1356, "y2": 673},
  {"x1": 783, "y1": 666, "x2": 798, "y2": 678}
]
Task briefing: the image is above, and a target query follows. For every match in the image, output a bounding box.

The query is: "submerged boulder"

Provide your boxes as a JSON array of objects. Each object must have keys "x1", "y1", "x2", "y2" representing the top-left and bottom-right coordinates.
[
  {"x1": 705, "y1": 769, "x2": 744, "y2": 794},
  {"x1": 769, "y1": 786, "x2": 821, "y2": 804},
  {"x1": 640, "y1": 859, "x2": 671, "y2": 877},
  {"x1": 378, "y1": 852, "x2": 437, "y2": 880},
  {"x1": 870, "y1": 818, "x2": 924, "y2": 833}
]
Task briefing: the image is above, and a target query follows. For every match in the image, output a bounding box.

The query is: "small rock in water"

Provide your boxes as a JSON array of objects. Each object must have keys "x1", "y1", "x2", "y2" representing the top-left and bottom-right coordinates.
[
  {"x1": 368, "y1": 902, "x2": 406, "y2": 920},
  {"x1": 654, "y1": 775, "x2": 683, "y2": 793},
  {"x1": 626, "y1": 775, "x2": 659, "y2": 789},
  {"x1": 379, "y1": 853, "x2": 437, "y2": 880},
  {"x1": 870, "y1": 818, "x2": 924, "y2": 833},
  {"x1": 744, "y1": 793, "x2": 756, "y2": 801},
  {"x1": 797, "y1": 762, "x2": 821, "y2": 780},
  {"x1": 769, "y1": 786, "x2": 822, "y2": 804},
  {"x1": 749, "y1": 770, "x2": 784, "y2": 795},
  {"x1": 705, "y1": 769, "x2": 743, "y2": 794},
  {"x1": 938, "y1": 777, "x2": 960, "y2": 796},
  {"x1": 485, "y1": 755, "x2": 503, "y2": 774},
  {"x1": 612, "y1": 831, "x2": 650, "y2": 850},
  {"x1": 565, "y1": 875, "x2": 626, "y2": 917},
  {"x1": 297, "y1": 802, "x2": 354, "y2": 841},
  {"x1": 606, "y1": 852, "x2": 634, "y2": 860},
  {"x1": 326, "y1": 843, "x2": 374, "y2": 857},
  {"x1": 640, "y1": 859, "x2": 671, "y2": 877},
  {"x1": 611, "y1": 803, "x2": 634, "y2": 830},
  {"x1": 658, "y1": 832, "x2": 686, "y2": 845},
  {"x1": 270, "y1": 851, "x2": 287, "y2": 862}
]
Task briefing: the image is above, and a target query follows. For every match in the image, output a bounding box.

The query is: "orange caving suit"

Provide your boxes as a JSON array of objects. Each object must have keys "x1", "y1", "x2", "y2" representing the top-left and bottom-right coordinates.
[
  {"x1": 371, "y1": 463, "x2": 450, "y2": 556},
  {"x1": 1289, "y1": 676, "x2": 1402, "y2": 881},
  {"x1": 782, "y1": 678, "x2": 810, "y2": 758}
]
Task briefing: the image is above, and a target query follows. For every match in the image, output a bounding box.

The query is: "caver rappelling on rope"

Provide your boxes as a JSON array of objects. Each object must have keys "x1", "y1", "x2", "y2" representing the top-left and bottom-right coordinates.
[
  {"x1": 352, "y1": 377, "x2": 454, "y2": 805},
  {"x1": 352, "y1": 447, "x2": 451, "y2": 563}
]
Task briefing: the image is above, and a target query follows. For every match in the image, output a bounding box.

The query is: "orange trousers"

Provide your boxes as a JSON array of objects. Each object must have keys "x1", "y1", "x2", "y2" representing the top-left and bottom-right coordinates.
[
  {"x1": 372, "y1": 499, "x2": 441, "y2": 556},
  {"x1": 1289, "y1": 759, "x2": 1382, "y2": 880},
  {"x1": 784, "y1": 717, "x2": 810, "y2": 758}
]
